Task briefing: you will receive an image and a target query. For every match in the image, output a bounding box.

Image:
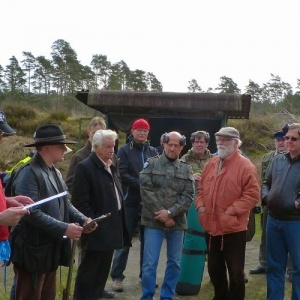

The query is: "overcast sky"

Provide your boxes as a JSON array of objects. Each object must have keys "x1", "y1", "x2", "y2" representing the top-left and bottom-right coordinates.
[{"x1": 2, "y1": 0, "x2": 300, "y2": 93}]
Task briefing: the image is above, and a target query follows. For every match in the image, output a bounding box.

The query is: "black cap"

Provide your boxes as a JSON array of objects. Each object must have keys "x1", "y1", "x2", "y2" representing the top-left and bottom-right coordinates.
[
  {"x1": 0, "y1": 110, "x2": 16, "y2": 135},
  {"x1": 273, "y1": 131, "x2": 285, "y2": 139}
]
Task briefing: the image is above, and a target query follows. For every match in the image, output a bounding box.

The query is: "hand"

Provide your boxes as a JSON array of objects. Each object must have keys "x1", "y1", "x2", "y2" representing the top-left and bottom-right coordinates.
[
  {"x1": 0, "y1": 207, "x2": 29, "y2": 226},
  {"x1": 164, "y1": 218, "x2": 175, "y2": 227},
  {"x1": 295, "y1": 201, "x2": 300, "y2": 209},
  {"x1": 225, "y1": 209, "x2": 234, "y2": 216},
  {"x1": 197, "y1": 206, "x2": 206, "y2": 213},
  {"x1": 6, "y1": 196, "x2": 34, "y2": 208},
  {"x1": 193, "y1": 173, "x2": 201, "y2": 181},
  {"x1": 64, "y1": 223, "x2": 83, "y2": 240},
  {"x1": 82, "y1": 218, "x2": 98, "y2": 234},
  {"x1": 154, "y1": 210, "x2": 170, "y2": 223}
]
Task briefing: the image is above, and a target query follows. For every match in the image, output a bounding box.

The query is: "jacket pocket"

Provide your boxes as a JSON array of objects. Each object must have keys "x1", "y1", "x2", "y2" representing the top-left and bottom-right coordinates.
[
  {"x1": 152, "y1": 169, "x2": 166, "y2": 189},
  {"x1": 12, "y1": 240, "x2": 58, "y2": 274},
  {"x1": 219, "y1": 213, "x2": 240, "y2": 234}
]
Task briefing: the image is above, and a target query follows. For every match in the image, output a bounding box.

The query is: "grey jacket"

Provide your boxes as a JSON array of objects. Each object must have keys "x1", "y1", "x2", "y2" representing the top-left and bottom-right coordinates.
[
  {"x1": 9, "y1": 153, "x2": 87, "y2": 273},
  {"x1": 262, "y1": 152, "x2": 300, "y2": 221},
  {"x1": 140, "y1": 153, "x2": 194, "y2": 230}
]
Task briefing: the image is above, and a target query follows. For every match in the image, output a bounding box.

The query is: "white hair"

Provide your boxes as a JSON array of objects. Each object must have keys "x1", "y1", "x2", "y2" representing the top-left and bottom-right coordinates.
[
  {"x1": 237, "y1": 139, "x2": 242, "y2": 148},
  {"x1": 92, "y1": 129, "x2": 118, "y2": 151}
]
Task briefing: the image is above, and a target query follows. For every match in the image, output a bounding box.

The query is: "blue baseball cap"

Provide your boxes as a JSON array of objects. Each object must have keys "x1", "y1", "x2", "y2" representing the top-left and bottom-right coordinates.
[
  {"x1": 0, "y1": 110, "x2": 16, "y2": 135},
  {"x1": 273, "y1": 131, "x2": 285, "y2": 139}
]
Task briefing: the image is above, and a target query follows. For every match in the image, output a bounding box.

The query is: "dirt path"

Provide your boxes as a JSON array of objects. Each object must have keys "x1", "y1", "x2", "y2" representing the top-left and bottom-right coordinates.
[{"x1": 105, "y1": 234, "x2": 264, "y2": 300}]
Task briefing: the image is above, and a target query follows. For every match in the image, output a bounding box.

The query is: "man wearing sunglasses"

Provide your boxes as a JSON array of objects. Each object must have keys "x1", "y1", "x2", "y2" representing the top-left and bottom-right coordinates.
[
  {"x1": 262, "y1": 123, "x2": 300, "y2": 299},
  {"x1": 250, "y1": 131, "x2": 287, "y2": 276}
]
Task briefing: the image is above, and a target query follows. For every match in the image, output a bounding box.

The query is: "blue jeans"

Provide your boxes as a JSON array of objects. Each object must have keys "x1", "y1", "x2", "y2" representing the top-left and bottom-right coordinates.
[
  {"x1": 111, "y1": 206, "x2": 143, "y2": 281},
  {"x1": 140, "y1": 227, "x2": 183, "y2": 300},
  {"x1": 266, "y1": 215, "x2": 300, "y2": 300}
]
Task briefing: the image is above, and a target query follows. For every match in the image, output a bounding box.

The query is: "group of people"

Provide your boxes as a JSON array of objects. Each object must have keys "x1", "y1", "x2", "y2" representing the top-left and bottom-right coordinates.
[{"x1": 1, "y1": 107, "x2": 300, "y2": 300}]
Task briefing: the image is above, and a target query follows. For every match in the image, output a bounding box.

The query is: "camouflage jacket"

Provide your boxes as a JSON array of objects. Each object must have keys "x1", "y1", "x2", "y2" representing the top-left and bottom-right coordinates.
[
  {"x1": 261, "y1": 151, "x2": 276, "y2": 183},
  {"x1": 181, "y1": 149, "x2": 213, "y2": 173},
  {"x1": 140, "y1": 153, "x2": 194, "y2": 230}
]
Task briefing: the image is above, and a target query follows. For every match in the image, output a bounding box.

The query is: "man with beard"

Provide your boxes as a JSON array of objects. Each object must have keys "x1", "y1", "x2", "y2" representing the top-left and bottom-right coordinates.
[{"x1": 196, "y1": 127, "x2": 260, "y2": 300}]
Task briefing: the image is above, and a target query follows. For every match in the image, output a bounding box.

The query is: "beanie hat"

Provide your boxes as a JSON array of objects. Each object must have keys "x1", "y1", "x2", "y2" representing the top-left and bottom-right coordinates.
[
  {"x1": 215, "y1": 127, "x2": 240, "y2": 139},
  {"x1": 132, "y1": 119, "x2": 150, "y2": 131}
]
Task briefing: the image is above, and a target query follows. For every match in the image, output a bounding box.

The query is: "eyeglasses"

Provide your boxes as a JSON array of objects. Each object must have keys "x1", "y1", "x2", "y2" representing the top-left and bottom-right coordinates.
[{"x1": 284, "y1": 136, "x2": 300, "y2": 141}]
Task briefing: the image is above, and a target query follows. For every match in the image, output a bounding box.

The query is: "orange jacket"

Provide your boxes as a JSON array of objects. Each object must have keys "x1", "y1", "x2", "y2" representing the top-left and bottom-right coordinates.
[{"x1": 196, "y1": 150, "x2": 260, "y2": 236}]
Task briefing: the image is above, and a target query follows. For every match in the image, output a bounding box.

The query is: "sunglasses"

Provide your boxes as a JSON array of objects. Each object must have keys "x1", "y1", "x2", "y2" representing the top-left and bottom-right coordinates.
[{"x1": 284, "y1": 136, "x2": 300, "y2": 141}]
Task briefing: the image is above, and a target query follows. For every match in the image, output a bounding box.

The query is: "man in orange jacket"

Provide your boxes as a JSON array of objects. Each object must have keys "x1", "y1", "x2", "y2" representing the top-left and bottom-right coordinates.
[{"x1": 196, "y1": 127, "x2": 260, "y2": 300}]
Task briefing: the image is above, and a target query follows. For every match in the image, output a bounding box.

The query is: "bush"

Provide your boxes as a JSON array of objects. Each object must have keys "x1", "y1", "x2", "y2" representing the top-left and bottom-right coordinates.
[{"x1": 47, "y1": 110, "x2": 69, "y2": 122}]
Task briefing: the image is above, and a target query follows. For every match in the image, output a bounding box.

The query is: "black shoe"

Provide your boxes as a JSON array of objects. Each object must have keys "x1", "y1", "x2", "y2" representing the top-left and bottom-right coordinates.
[
  {"x1": 249, "y1": 266, "x2": 266, "y2": 274},
  {"x1": 102, "y1": 290, "x2": 115, "y2": 298}
]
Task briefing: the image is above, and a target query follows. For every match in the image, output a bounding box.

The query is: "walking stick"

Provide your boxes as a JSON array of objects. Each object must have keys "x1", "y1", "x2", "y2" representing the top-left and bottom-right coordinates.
[{"x1": 62, "y1": 239, "x2": 77, "y2": 300}]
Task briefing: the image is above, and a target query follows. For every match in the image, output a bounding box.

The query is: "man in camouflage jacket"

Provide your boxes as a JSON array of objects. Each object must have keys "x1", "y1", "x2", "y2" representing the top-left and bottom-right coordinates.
[{"x1": 139, "y1": 131, "x2": 194, "y2": 300}]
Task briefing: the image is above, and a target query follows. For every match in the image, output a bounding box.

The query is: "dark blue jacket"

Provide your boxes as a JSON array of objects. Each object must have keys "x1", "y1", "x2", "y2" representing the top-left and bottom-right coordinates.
[{"x1": 117, "y1": 136, "x2": 158, "y2": 207}]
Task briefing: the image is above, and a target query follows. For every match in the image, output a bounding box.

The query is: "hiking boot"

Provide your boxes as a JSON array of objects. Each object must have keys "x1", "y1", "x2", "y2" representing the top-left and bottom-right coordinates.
[{"x1": 112, "y1": 280, "x2": 123, "y2": 292}]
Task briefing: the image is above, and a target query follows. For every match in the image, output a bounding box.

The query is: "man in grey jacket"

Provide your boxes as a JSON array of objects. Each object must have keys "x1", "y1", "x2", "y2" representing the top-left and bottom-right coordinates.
[
  {"x1": 262, "y1": 123, "x2": 300, "y2": 300},
  {"x1": 9, "y1": 124, "x2": 95, "y2": 300}
]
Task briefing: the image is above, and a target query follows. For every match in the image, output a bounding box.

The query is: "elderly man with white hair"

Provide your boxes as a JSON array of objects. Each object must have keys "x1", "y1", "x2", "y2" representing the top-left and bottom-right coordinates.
[
  {"x1": 196, "y1": 127, "x2": 260, "y2": 300},
  {"x1": 72, "y1": 130, "x2": 131, "y2": 300}
]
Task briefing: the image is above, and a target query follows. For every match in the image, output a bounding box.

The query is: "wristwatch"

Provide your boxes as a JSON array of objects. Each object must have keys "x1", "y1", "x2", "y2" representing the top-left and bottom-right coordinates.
[{"x1": 167, "y1": 210, "x2": 172, "y2": 216}]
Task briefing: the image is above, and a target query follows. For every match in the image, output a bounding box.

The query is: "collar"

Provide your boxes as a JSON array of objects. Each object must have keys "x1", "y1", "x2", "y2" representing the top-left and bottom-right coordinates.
[
  {"x1": 161, "y1": 152, "x2": 180, "y2": 168},
  {"x1": 285, "y1": 152, "x2": 300, "y2": 163},
  {"x1": 97, "y1": 155, "x2": 112, "y2": 168},
  {"x1": 189, "y1": 148, "x2": 210, "y2": 159}
]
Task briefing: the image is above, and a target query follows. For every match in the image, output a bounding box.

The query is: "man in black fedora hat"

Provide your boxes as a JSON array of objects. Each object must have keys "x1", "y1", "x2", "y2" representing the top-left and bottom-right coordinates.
[{"x1": 8, "y1": 124, "x2": 96, "y2": 300}]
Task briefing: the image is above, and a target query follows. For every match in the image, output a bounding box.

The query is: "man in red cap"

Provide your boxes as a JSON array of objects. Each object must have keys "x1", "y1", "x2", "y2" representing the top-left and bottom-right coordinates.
[{"x1": 111, "y1": 119, "x2": 158, "y2": 292}]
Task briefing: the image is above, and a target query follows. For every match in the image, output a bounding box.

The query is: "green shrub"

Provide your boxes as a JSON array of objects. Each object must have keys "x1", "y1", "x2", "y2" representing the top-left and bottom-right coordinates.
[{"x1": 47, "y1": 110, "x2": 69, "y2": 122}]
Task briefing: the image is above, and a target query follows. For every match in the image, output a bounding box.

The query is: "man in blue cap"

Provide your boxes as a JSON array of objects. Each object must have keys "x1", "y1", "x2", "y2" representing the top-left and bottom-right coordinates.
[{"x1": 250, "y1": 130, "x2": 286, "y2": 275}]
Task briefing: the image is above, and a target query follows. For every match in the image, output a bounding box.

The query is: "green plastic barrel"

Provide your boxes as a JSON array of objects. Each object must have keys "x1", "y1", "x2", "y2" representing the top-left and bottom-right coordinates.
[{"x1": 176, "y1": 201, "x2": 207, "y2": 295}]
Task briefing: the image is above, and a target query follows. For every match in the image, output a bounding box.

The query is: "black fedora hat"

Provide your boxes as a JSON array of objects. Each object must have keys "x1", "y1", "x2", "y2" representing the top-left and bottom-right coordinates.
[
  {"x1": 0, "y1": 109, "x2": 16, "y2": 135},
  {"x1": 24, "y1": 124, "x2": 77, "y2": 147}
]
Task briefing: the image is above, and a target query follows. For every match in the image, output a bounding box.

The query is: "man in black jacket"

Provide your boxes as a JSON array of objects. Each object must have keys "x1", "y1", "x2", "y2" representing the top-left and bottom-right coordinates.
[
  {"x1": 72, "y1": 129, "x2": 131, "y2": 300},
  {"x1": 65, "y1": 117, "x2": 115, "y2": 298},
  {"x1": 262, "y1": 123, "x2": 300, "y2": 299},
  {"x1": 111, "y1": 119, "x2": 158, "y2": 292},
  {"x1": 9, "y1": 124, "x2": 95, "y2": 300}
]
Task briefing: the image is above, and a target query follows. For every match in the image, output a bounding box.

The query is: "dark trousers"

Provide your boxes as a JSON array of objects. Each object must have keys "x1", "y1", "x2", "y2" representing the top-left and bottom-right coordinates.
[
  {"x1": 13, "y1": 265, "x2": 56, "y2": 300},
  {"x1": 73, "y1": 249, "x2": 114, "y2": 300},
  {"x1": 205, "y1": 231, "x2": 246, "y2": 300}
]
